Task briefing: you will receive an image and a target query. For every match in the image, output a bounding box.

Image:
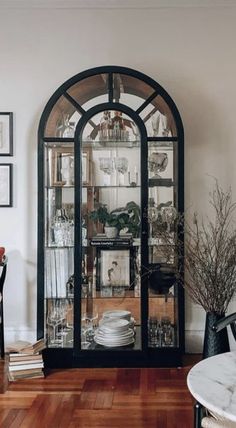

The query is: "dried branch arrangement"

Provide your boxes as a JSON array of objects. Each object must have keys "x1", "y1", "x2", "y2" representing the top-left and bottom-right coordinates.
[{"x1": 178, "y1": 180, "x2": 236, "y2": 314}]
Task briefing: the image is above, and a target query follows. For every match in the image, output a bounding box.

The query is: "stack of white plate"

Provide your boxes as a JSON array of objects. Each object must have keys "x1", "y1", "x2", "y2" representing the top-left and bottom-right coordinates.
[{"x1": 94, "y1": 318, "x2": 135, "y2": 347}]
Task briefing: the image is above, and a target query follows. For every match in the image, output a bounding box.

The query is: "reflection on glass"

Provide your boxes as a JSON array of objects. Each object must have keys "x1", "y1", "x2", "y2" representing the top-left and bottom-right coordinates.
[
  {"x1": 81, "y1": 305, "x2": 99, "y2": 349},
  {"x1": 149, "y1": 152, "x2": 168, "y2": 179},
  {"x1": 56, "y1": 114, "x2": 75, "y2": 138},
  {"x1": 47, "y1": 299, "x2": 74, "y2": 348},
  {"x1": 61, "y1": 155, "x2": 74, "y2": 186},
  {"x1": 82, "y1": 110, "x2": 139, "y2": 143},
  {"x1": 151, "y1": 111, "x2": 169, "y2": 137}
]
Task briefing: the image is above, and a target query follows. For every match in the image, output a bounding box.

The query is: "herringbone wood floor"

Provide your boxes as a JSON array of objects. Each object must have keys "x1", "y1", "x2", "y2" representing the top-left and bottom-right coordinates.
[{"x1": 0, "y1": 356, "x2": 199, "y2": 428}]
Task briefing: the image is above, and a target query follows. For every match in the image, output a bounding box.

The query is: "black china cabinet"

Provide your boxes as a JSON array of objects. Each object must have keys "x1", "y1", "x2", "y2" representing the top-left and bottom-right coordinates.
[{"x1": 37, "y1": 66, "x2": 184, "y2": 368}]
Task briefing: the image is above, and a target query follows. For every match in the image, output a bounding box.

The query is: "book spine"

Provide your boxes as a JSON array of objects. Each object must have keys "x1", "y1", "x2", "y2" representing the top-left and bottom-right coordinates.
[
  {"x1": 9, "y1": 359, "x2": 43, "y2": 366},
  {"x1": 9, "y1": 363, "x2": 44, "y2": 371},
  {"x1": 90, "y1": 240, "x2": 132, "y2": 247}
]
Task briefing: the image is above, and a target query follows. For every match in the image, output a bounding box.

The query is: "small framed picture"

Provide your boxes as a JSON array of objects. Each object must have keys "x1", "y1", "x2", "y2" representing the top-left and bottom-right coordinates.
[
  {"x1": 98, "y1": 249, "x2": 131, "y2": 289},
  {"x1": 0, "y1": 164, "x2": 13, "y2": 207},
  {"x1": 48, "y1": 146, "x2": 74, "y2": 186},
  {"x1": 0, "y1": 113, "x2": 13, "y2": 156}
]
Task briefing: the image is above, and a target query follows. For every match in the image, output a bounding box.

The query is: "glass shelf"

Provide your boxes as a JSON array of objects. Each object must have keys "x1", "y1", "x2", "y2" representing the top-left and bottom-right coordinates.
[
  {"x1": 45, "y1": 185, "x2": 74, "y2": 189},
  {"x1": 83, "y1": 185, "x2": 141, "y2": 189},
  {"x1": 82, "y1": 139, "x2": 141, "y2": 149}
]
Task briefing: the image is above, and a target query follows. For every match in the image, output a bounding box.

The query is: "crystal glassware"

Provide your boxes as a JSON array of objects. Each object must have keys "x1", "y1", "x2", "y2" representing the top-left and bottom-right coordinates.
[
  {"x1": 114, "y1": 157, "x2": 128, "y2": 185},
  {"x1": 99, "y1": 157, "x2": 114, "y2": 186},
  {"x1": 161, "y1": 206, "x2": 177, "y2": 233},
  {"x1": 148, "y1": 317, "x2": 161, "y2": 347},
  {"x1": 148, "y1": 199, "x2": 158, "y2": 238},
  {"x1": 47, "y1": 300, "x2": 64, "y2": 347}
]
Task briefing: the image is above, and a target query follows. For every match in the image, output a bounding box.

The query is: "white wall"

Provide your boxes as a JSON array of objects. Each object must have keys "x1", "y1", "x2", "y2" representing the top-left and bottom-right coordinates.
[{"x1": 0, "y1": 1, "x2": 236, "y2": 351}]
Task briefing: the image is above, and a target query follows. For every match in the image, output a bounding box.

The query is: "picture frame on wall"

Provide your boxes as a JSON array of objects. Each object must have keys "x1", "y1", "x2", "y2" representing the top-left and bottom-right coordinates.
[
  {"x1": 0, "y1": 112, "x2": 13, "y2": 156},
  {"x1": 0, "y1": 164, "x2": 13, "y2": 207}
]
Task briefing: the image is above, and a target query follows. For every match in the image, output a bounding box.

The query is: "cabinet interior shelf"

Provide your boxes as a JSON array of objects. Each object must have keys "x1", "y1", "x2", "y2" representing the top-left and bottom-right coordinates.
[{"x1": 45, "y1": 294, "x2": 175, "y2": 300}]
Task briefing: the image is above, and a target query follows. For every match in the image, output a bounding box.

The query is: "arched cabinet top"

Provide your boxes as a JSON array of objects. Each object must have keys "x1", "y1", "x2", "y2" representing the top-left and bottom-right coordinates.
[{"x1": 38, "y1": 66, "x2": 184, "y2": 142}]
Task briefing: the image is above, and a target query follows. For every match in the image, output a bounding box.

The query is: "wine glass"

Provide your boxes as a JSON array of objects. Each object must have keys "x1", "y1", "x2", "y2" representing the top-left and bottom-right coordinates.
[
  {"x1": 81, "y1": 304, "x2": 98, "y2": 349},
  {"x1": 114, "y1": 157, "x2": 128, "y2": 185},
  {"x1": 161, "y1": 206, "x2": 177, "y2": 233},
  {"x1": 47, "y1": 300, "x2": 64, "y2": 347},
  {"x1": 148, "y1": 152, "x2": 168, "y2": 179},
  {"x1": 99, "y1": 157, "x2": 114, "y2": 186},
  {"x1": 148, "y1": 205, "x2": 158, "y2": 238}
]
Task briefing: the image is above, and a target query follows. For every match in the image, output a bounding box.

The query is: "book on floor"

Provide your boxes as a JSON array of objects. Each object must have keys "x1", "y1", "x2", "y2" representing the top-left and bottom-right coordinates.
[
  {"x1": 9, "y1": 362, "x2": 44, "y2": 372},
  {"x1": 9, "y1": 353, "x2": 43, "y2": 363},
  {"x1": 9, "y1": 358, "x2": 43, "y2": 367},
  {"x1": 6, "y1": 338, "x2": 45, "y2": 355},
  {"x1": 8, "y1": 368, "x2": 44, "y2": 381}
]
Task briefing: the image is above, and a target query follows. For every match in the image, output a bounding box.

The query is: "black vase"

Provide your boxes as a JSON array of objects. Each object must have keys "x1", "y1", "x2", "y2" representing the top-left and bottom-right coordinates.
[
  {"x1": 148, "y1": 267, "x2": 176, "y2": 295},
  {"x1": 203, "y1": 312, "x2": 230, "y2": 359}
]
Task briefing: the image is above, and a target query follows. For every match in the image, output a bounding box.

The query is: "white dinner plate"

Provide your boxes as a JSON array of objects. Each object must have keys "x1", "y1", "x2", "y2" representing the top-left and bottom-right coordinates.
[
  {"x1": 94, "y1": 337, "x2": 135, "y2": 347},
  {"x1": 100, "y1": 319, "x2": 130, "y2": 331},
  {"x1": 102, "y1": 310, "x2": 131, "y2": 320}
]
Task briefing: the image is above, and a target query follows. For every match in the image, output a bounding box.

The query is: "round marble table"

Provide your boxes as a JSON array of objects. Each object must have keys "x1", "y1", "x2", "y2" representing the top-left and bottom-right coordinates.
[{"x1": 187, "y1": 352, "x2": 236, "y2": 425}]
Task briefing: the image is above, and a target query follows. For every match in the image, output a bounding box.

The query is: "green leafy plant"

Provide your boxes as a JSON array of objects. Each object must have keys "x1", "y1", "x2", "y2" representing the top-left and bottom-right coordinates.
[{"x1": 89, "y1": 201, "x2": 141, "y2": 237}]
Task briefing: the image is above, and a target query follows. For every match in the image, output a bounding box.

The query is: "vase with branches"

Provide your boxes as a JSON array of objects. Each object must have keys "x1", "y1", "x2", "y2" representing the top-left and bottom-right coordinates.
[
  {"x1": 179, "y1": 180, "x2": 236, "y2": 357},
  {"x1": 155, "y1": 180, "x2": 236, "y2": 357}
]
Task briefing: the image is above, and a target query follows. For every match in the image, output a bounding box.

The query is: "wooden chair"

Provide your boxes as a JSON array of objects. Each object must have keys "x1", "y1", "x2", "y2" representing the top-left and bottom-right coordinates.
[
  {"x1": 0, "y1": 258, "x2": 7, "y2": 358},
  {"x1": 201, "y1": 414, "x2": 236, "y2": 427},
  {"x1": 212, "y1": 312, "x2": 236, "y2": 341}
]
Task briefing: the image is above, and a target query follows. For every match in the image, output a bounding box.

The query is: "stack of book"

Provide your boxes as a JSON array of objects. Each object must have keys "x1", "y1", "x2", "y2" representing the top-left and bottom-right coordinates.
[
  {"x1": 6, "y1": 339, "x2": 45, "y2": 381},
  {"x1": 90, "y1": 233, "x2": 133, "y2": 247}
]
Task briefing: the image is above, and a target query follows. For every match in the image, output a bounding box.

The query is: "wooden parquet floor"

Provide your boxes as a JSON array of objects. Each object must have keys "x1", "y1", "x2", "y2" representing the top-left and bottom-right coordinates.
[{"x1": 0, "y1": 356, "x2": 199, "y2": 428}]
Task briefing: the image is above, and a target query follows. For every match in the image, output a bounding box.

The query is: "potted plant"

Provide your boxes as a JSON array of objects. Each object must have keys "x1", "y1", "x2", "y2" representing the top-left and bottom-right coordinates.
[{"x1": 89, "y1": 201, "x2": 141, "y2": 238}]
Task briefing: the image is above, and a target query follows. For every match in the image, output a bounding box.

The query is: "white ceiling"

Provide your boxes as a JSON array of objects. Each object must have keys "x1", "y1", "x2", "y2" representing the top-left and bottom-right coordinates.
[{"x1": 0, "y1": 0, "x2": 235, "y2": 8}]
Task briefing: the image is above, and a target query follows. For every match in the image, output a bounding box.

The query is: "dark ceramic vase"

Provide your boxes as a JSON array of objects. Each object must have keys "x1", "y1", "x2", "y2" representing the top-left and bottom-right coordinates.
[
  {"x1": 148, "y1": 267, "x2": 176, "y2": 295},
  {"x1": 203, "y1": 312, "x2": 230, "y2": 359}
]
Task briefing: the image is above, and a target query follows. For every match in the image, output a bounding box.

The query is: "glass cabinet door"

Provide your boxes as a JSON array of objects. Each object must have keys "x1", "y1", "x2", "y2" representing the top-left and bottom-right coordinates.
[
  {"x1": 44, "y1": 143, "x2": 75, "y2": 348},
  {"x1": 79, "y1": 110, "x2": 142, "y2": 350},
  {"x1": 147, "y1": 139, "x2": 179, "y2": 349}
]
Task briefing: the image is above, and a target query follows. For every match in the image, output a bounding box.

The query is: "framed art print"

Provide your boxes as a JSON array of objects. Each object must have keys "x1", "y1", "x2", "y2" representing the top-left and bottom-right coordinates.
[
  {"x1": 99, "y1": 249, "x2": 130, "y2": 288},
  {"x1": 0, "y1": 112, "x2": 13, "y2": 156},
  {"x1": 0, "y1": 164, "x2": 12, "y2": 207}
]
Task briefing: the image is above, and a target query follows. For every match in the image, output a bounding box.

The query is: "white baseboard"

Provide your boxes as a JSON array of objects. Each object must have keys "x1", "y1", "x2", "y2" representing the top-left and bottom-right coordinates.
[
  {"x1": 185, "y1": 330, "x2": 204, "y2": 353},
  {"x1": 4, "y1": 327, "x2": 37, "y2": 346}
]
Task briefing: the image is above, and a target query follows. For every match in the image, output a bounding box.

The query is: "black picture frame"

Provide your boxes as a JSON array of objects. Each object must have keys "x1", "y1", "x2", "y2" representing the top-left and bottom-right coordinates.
[
  {"x1": 0, "y1": 112, "x2": 13, "y2": 156},
  {"x1": 0, "y1": 163, "x2": 13, "y2": 207},
  {"x1": 96, "y1": 247, "x2": 134, "y2": 291}
]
